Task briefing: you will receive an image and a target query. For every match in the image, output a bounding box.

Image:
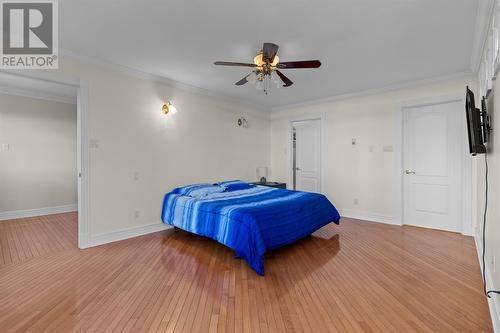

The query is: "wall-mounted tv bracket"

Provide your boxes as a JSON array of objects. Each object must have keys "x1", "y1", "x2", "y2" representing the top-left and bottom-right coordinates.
[{"x1": 481, "y1": 97, "x2": 492, "y2": 143}]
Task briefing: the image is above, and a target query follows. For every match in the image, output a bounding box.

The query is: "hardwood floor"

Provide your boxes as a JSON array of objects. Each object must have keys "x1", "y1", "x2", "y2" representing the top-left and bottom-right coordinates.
[
  {"x1": 0, "y1": 212, "x2": 77, "y2": 266},
  {"x1": 0, "y1": 213, "x2": 492, "y2": 332}
]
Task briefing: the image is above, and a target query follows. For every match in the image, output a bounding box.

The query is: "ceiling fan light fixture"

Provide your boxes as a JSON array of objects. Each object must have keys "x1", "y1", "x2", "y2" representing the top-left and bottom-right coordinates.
[
  {"x1": 271, "y1": 55, "x2": 280, "y2": 67},
  {"x1": 253, "y1": 52, "x2": 279, "y2": 67},
  {"x1": 247, "y1": 71, "x2": 257, "y2": 84},
  {"x1": 271, "y1": 71, "x2": 283, "y2": 88},
  {"x1": 253, "y1": 53, "x2": 264, "y2": 67},
  {"x1": 214, "y1": 42, "x2": 321, "y2": 94}
]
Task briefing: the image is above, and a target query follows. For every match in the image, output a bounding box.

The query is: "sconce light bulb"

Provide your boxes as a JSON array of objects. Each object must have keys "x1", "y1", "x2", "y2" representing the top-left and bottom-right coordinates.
[{"x1": 169, "y1": 103, "x2": 177, "y2": 114}]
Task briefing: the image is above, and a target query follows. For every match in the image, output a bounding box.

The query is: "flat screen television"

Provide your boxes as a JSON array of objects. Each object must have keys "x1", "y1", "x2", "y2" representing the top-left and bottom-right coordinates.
[{"x1": 465, "y1": 87, "x2": 487, "y2": 155}]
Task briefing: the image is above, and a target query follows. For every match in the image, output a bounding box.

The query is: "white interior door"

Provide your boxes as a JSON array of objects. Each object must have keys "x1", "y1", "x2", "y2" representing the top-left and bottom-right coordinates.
[
  {"x1": 293, "y1": 119, "x2": 321, "y2": 193},
  {"x1": 403, "y1": 100, "x2": 463, "y2": 232}
]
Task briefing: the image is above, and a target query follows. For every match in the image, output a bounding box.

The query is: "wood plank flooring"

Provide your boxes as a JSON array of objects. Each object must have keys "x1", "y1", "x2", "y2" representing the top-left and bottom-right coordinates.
[
  {"x1": 0, "y1": 213, "x2": 492, "y2": 332},
  {"x1": 0, "y1": 212, "x2": 77, "y2": 266}
]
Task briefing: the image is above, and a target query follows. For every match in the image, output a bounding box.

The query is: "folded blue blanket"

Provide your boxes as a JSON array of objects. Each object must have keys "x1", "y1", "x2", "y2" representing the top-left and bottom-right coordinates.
[{"x1": 161, "y1": 182, "x2": 340, "y2": 275}]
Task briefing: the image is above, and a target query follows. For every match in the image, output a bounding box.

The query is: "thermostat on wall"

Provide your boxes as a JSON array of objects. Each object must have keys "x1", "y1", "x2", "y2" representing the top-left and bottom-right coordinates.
[{"x1": 383, "y1": 145, "x2": 393, "y2": 152}]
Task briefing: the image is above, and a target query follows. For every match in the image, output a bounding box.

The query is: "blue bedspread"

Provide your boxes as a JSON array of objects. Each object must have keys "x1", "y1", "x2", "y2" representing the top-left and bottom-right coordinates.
[{"x1": 161, "y1": 183, "x2": 340, "y2": 275}]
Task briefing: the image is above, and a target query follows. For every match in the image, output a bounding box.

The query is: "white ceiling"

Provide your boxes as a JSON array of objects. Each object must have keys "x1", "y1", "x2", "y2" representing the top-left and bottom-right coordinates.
[{"x1": 60, "y1": 0, "x2": 480, "y2": 108}]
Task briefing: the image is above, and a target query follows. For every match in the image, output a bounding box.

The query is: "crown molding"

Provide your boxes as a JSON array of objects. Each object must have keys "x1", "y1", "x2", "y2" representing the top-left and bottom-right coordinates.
[
  {"x1": 59, "y1": 49, "x2": 270, "y2": 114},
  {"x1": 271, "y1": 71, "x2": 474, "y2": 113},
  {"x1": 0, "y1": 84, "x2": 76, "y2": 104},
  {"x1": 470, "y1": 0, "x2": 496, "y2": 73}
]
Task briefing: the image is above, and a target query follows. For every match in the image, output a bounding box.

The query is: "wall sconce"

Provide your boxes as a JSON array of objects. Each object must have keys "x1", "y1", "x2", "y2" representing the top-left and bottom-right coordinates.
[
  {"x1": 162, "y1": 101, "x2": 178, "y2": 115},
  {"x1": 237, "y1": 117, "x2": 248, "y2": 128}
]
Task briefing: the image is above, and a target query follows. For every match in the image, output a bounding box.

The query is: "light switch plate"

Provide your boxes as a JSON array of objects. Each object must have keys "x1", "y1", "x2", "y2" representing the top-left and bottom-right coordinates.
[
  {"x1": 90, "y1": 139, "x2": 100, "y2": 148},
  {"x1": 1, "y1": 143, "x2": 9, "y2": 151}
]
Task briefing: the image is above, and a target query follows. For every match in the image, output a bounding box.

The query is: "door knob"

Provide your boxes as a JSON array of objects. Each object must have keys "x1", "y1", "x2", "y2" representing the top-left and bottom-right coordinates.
[
  {"x1": 405, "y1": 170, "x2": 416, "y2": 175},
  {"x1": 295, "y1": 167, "x2": 301, "y2": 171}
]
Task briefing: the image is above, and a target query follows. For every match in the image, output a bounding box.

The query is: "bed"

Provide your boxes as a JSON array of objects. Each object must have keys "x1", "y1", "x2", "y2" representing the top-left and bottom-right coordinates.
[{"x1": 161, "y1": 181, "x2": 340, "y2": 275}]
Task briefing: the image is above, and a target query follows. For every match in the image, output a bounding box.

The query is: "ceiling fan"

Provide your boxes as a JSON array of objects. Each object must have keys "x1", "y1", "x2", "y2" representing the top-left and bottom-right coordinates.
[{"x1": 214, "y1": 43, "x2": 321, "y2": 94}]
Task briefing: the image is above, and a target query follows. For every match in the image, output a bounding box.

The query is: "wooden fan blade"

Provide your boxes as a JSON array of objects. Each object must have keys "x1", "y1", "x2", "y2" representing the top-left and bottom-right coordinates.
[
  {"x1": 235, "y1": 75, "x2": 249, "y2": 86},
  {"x1": 275, "y1": 70, "x2": 293, "y2": 87},
  {"x1": 214, "y1": 61, "x2": 257, "y2": 67},
  {"x1": 263, "y1": 43, "x2": 279, "y2": 63},
  {"x1": 277, "y1": 60, "x2": 321, "y2": 69}
]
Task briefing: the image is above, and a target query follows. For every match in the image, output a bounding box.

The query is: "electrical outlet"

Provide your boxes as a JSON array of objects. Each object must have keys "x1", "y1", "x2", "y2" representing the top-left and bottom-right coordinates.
[
  {"x1": 351, "y1": 138, "x2": 357, "y2": 145},
  {"x1": 134, "y1": 171, "x2": 140, "y2": 181},
  {"x1": 353, "y1": 198, "x2": 359, "y2": 205},
  {"x1": 134, "y1": 210, "x2": 140, "y2": 219}
]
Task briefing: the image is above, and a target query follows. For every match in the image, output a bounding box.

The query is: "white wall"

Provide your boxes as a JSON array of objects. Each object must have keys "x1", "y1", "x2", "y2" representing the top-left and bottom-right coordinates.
[
  {"x1": 270, "y1": 77, "x2": 477, "y2": 225},
  {"x1": 475, "y1": 77, "x2": 500, "y2": 318},
  {"x1": 0, "y1": 94, "x2": 77, "y2": 213},
  {"x1": 45, "y1": 57, "x2": 270, "y2": 238}
]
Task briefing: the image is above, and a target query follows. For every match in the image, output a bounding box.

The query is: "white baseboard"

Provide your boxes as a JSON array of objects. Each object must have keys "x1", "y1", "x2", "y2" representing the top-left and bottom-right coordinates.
[
  {"x1": 90, "y1": 222, "x2": 172, "y2": 247},
  {"x1": 0, "y1": 204, "x2": 78, "y2": 221},
  {"x1": 462, "y1": 224, "x2": 474, "y2": 237},
  {"x1": 339, "y1": 209, "x2": 402, "y2": 226},
  {"x1": 474, "y1": 233, "x2": 500, "y2": 333},
  {"x1": 340, "y1": 209, "x2": 474, "y2": 237},
  {"x1": 78, "y1": 232, "x2": 91, "y2": 249}
]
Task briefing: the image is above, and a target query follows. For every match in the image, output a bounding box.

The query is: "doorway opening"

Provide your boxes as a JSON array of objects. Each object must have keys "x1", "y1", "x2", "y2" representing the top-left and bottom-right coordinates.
[{"x1": 0, "y1": 71, "x2": 89, "y2": 252}]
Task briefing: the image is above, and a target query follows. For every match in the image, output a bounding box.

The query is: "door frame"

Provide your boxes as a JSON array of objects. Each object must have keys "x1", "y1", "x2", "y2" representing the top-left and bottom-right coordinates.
[
  {"x1": 397, "y1": 93, "x2": 472, "y2": 235},
  {"x1": 288, "y1": 116, "x2": 324, "y2": 193},
  {"x1": 0, "y1": 70, "x2": 91, "y2": 247}
]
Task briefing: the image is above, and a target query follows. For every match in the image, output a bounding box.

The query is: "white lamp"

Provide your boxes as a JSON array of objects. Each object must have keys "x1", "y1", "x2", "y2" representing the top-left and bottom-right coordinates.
[{"x1": 257, "y1": 167, "x2": 268, "y2": 184}]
